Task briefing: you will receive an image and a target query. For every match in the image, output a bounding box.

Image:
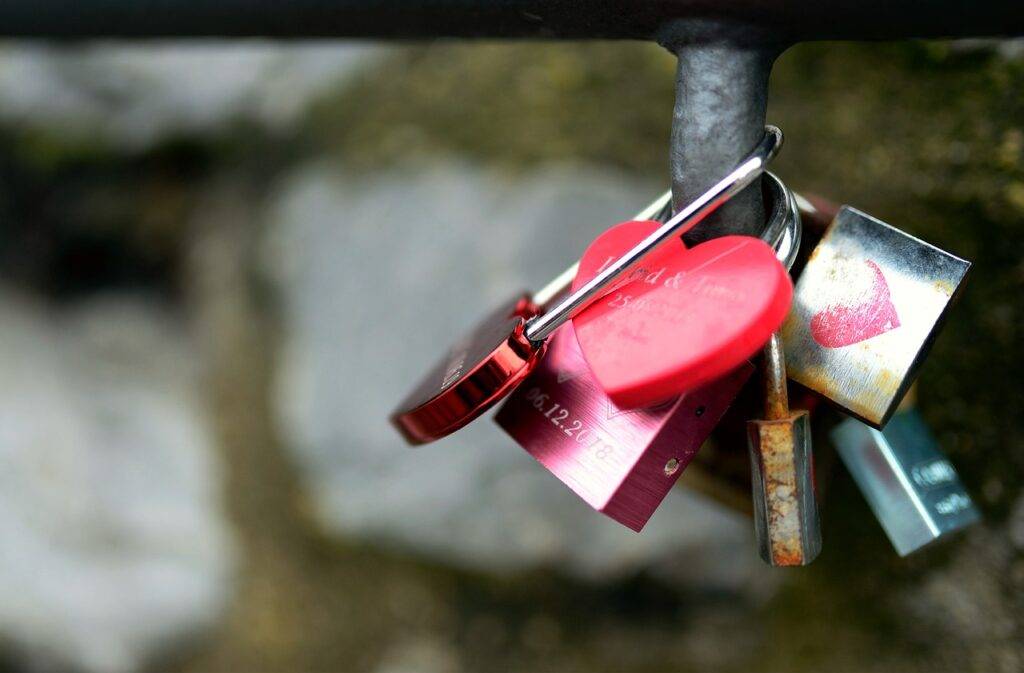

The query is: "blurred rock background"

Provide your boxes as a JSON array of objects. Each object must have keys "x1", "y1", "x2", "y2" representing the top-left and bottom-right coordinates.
[{"x1": 0, "y1": 38, "x2": 1020, "y2": 672}]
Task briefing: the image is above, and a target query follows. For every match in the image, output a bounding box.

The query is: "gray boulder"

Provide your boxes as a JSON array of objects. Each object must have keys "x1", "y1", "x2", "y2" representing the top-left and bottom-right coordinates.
[
  {"x1": 0, "y1": 292, "x2": 234, "y2": 672},
  {"x1": 0, "y1": 43, "x2": 380, "y2": 149}
]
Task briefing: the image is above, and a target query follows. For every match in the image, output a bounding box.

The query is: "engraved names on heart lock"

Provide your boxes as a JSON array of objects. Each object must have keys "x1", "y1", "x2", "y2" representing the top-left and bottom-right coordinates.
[{"x1": 571, "y1": 220, "x2": 793, "y2": 410}]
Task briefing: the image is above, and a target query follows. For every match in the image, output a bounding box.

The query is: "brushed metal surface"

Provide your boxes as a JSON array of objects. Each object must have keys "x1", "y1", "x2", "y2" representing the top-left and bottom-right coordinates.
[
  {"x1": 495, "y1": 324, "x2": 752, "y2": 532},
  {"x1": 832, "y1": 410, "x2": 980, "y2": 556},
  {"x1": 781, "y1": 206, "x2": 970, "y2": 427}
]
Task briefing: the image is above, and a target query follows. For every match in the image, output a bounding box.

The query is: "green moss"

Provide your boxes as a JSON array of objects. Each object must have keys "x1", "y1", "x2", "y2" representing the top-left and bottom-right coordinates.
[{"x1": 304, "y1": 42, "x2": 677, "y2": 174}]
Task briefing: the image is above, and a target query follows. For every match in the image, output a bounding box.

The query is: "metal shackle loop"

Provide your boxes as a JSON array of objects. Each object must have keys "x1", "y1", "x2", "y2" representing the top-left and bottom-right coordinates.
[
  {"x1": 523, "y1": 125, "x2": 783, "y2": 344},
  {"x1": 759, "y1": 171, "x2": 802, "y2": 272},
  {"x1": 757, "y1": 173, "x2": 802, "y2": 420}
]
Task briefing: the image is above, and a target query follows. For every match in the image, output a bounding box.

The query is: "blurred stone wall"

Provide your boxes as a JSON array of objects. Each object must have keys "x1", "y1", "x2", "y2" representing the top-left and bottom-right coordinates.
[{"x1": 0, "y1": 39, "x2": 1020, "y2": 673}]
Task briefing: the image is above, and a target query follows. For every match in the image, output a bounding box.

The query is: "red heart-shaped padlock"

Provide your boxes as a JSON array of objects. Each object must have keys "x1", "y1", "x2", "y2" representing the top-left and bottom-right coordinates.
[{"x1": 571, "y1": 220, "x2": 792, "y2": 409}]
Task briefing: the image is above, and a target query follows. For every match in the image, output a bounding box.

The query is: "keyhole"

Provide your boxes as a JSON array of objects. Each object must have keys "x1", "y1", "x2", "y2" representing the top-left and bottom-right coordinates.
[
  {"x1": 664, "y1": 458, "x2": 680, "y2": 476},
  {"x1": 695, "y1": 406, "x2": 706, "y2": 417}
]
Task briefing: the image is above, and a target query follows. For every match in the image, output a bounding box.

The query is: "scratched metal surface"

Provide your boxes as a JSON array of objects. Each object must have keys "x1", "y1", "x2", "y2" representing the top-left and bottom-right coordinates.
[{"x1": 780, "y1": 206, "x2": 970, "y2": 427}]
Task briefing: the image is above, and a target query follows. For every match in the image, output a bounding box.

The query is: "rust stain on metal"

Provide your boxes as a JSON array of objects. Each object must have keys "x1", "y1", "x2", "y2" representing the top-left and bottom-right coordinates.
[
  {"x1": 781, "y1": 207, "x2": 970, "y2": 430},
  {"x1": 932, "y1": 278, "x2": 956, "y2": 297},
  {"x1": 755, "y1": 417, "x2": 808, "y2": 566},
  {"x1": 787, "y1": 360, "x2": 901, "y2": 426}
]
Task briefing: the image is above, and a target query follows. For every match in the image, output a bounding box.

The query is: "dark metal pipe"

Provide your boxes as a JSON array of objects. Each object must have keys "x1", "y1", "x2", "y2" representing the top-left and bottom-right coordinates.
[
  {"x1": 0, "y1": 0, "x2": 1021, "y2": 39},
  {"x1": 661, "y1": 20, "x2": 784, "y2": 242}
]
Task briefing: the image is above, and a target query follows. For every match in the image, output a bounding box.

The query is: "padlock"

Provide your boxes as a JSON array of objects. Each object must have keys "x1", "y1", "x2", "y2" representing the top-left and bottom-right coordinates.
[
  {"x1": 831, "y1": 390, "x2": 980, "y2": 556},
  {"x1": 679, "y1": 193, "x2": 839, "y2": 515},
  {"x1": 494, "y1": 171, "x2": 800, "y2": 531},
  {"x1": 391, "y1": 126, "x2": 783, "y2": 444},
  {"x1": 780, "y1": 206, "x2": 970, "y2": 428},
  {"x1": 567, "y1": 212, "x2": 793, "y2": 410},
  {"x1": 747, "y1": 335, "x2": 821, "y2": 566},
  {"x1": 494, "y1": 323, "x2": 753, "y2": 531},
  {"x1": 746, "y1": 202, "x2": 822, "y2": 567}
]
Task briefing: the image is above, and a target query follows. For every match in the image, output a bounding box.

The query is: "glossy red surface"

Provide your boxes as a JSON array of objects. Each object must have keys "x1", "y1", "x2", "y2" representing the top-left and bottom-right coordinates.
[
  {"x1": 571, "y1": 221, "x2": 791, "y2": 409},
  {"x1": 495, "y1": 323, "x2": 752, "y2": 531},
  {"x1": 390, "y1": 293, "x2": 542, "y2": 444}
]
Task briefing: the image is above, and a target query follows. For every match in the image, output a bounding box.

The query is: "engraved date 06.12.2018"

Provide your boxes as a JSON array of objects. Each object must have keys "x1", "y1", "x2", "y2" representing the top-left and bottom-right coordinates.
[{"x1": 521, "y1": 386, "x2": 618, "y2": 461}]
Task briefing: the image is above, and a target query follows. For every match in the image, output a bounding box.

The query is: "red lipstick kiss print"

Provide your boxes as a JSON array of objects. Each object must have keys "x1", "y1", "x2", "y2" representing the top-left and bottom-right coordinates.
[{"x1": 810, "y1": 260, "x2": 900, "y2": 348}]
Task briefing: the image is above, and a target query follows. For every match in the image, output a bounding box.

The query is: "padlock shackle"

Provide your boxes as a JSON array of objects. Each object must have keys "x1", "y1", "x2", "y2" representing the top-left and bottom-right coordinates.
[
  {"x1": 763, "y1": 333, "x2": 790, "y2": 421},
  {"x1": 530, "y1": 189, "x2": 672, "y2": 309},
  {"x1": 761, "y1": 177, "x2": 801, "y2": 421},
  {"x1": 523, "y1": 125, "x2": 783, "y2": 344}
]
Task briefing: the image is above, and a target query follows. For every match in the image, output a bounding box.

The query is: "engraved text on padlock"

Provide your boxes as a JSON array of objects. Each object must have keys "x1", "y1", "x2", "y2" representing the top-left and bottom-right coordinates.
[
  {"x1": 495, "y1": 324, "x2": 752, "y2": 532},
  {"x1": 832, "y1": 410, "x2": 980, "y2": 556}
]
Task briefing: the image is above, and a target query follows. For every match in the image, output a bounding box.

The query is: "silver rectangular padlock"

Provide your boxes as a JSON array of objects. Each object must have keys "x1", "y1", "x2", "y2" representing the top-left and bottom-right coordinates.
[
  {"x1": 781, "y1": 206, "x2": 970, "y2": 428},
  {"x1": 831, "y1": 410, "x2": 980, "y2": 556}
]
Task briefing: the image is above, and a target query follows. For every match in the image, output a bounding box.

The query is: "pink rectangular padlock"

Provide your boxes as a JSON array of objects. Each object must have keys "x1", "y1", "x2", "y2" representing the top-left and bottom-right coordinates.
[{"x1": 494, "y1": 323, "x2": 753, "y2": 531}]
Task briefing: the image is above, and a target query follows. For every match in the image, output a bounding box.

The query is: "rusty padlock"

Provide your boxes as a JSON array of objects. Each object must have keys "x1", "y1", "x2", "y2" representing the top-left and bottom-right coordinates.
[
  {"x1": 747, "y1": 334, "x2": 821, "y2": 565},
  {"x1": 746, "y1": 204, "x2": 822, "y2": 566},
  {"x1": 781, "y1": 207, "x2": 970, "y2": 428}
]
